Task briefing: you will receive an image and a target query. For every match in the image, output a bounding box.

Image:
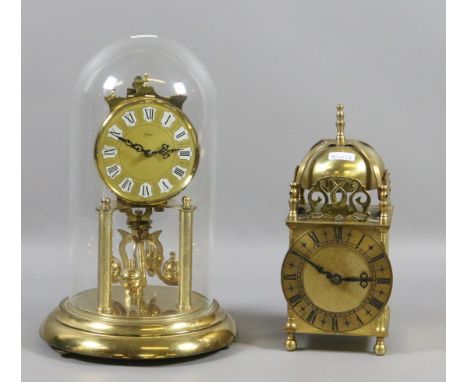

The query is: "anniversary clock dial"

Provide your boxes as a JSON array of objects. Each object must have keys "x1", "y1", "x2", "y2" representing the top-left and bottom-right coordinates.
[
  {"x1": 95, "y1": 97, "x2": 198, "y2": 205},
  {"x1": 281, "y1": 226, "x2": 392, "y2": 333}
]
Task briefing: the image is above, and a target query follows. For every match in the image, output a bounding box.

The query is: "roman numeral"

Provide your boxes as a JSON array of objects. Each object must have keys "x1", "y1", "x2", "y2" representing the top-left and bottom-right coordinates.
[
  {"x1": 143, "y1": 107, "x2": 155, "y2": 122},
  {"x1": 282, "y1": 274, "x2": 297, "y2": 280},
  {"x1": 102, "y1": 145, "x2": 117, "y2": 158},
  {"x1": 138, "y1": 183, "x2": 152, "y2": 198},
  {"x1": 289, "y1": 250, "x2": 301, "y2": 259},
  {"x1": 108, "y1": 125, "x2": 122, "y2": 140},
  {"x1": 172, "y1": 165, "x2": 186, "y2": 180},
  {"x1": 178, "y1": 148, "x2": 192, "y2": 160},
  {"x1": 306, "y1": 310, "x2": 317, "y2": 324},
  {"x1": 369, "y1": 297, "x2": 384, "y2": 310},
  {"x1": 105, "y1": 164, "x2": 121, "y2": 179},
  {"x1": 376, "y1": 278, "x2": 391, "y2": 284},
  {"x1": 119, "y1": 178, "x2": 134, "y2": 192},
  {"x1": 334, "y1": 226, "x2": 343, "y2": 241},
  {"x1": 356, "y1": 234, "x2": 366, "y2": 248},
  {"x1": 355, "y1": 314, "x2": 364, "y2": 325},
  {"x1": 174, "y1": 127, "x2": 188, "y2": 141},
  {"x1": 122, "y1": 111, "x2": 136, "y2": 126},
  {"x1": 161, "y1": 112, "x2": 176, "y2": 127},
  {"x1": 308, "y1": 231, "x2": 320, "y2": 246},
  {"x1": 158, "y1": 178, "x2": 173, "y2": 193},
  {"x1": 288, "y1": 294, "x2": 302, "y2": 307},
  {"x1": 332, "y1": 317, "x2": 339, "y2": 331},
  {"x1": 371, "y1": 253, "x2": 386, "y2": 263}
]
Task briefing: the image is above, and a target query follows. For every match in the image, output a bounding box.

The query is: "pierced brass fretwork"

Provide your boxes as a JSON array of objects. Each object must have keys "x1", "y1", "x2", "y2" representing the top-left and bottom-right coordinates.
[{"x1": 307, "y1": 176, "x2": 371, "y2": 221}]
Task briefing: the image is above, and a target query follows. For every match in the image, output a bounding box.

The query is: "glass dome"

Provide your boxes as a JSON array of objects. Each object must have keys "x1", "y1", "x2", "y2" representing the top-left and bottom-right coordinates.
[{"x1": 41, "y1": 35, "x2": 235, "y2": 360}]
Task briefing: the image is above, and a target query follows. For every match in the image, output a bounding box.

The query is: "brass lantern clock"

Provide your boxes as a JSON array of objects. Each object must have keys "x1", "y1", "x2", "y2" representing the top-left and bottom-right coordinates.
[
  {"x1": 40, "y1": 36, "x2": 236, "y2": 360},
  {"x1": 281, "y1": 105, "x2": 393, "y2": 355}
]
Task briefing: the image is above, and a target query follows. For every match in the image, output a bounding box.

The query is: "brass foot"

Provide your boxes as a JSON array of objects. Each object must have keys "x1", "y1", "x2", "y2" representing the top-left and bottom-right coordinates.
[
  {"x1": 285, "y1": 333, "x2": 297, "y2": 351},
  {"x1": 374, "y1": 337, "x2": 386, "y2": 355}
]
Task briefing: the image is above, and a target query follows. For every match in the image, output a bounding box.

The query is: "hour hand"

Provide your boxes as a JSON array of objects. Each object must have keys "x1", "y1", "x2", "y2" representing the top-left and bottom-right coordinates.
[{"x1": 309, "y1": 261, "x2": 343, "y2": 285}]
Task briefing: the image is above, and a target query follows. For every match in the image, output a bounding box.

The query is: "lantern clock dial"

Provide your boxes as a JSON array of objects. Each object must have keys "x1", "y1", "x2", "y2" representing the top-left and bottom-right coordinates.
[
  {"x1": 281, "y1": 226, "x2": 392, "y2": 333},
  {"x1": 95, "y1": 97, "x2": 198, "y2": 204}
]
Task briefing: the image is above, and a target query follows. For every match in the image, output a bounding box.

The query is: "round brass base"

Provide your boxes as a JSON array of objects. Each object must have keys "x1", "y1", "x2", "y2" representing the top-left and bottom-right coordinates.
[{"x1": 40, "y1": 295, "x2": 236, "y2": 360}]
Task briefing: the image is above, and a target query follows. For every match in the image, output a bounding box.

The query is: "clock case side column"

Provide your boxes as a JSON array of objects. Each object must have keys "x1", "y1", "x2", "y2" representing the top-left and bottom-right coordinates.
[
  {"x1": 284, "y1": 181, "x2": 300, "y2": 351},
  {"x1": 97, "y1": 197, "x2": 115, "y2": 314},
  {"x1": 178, "y1": 196, "x2": 195, "y2": 312},
  {"x1": 373, "y1": 172, "x2": 393, "y2": 355}
]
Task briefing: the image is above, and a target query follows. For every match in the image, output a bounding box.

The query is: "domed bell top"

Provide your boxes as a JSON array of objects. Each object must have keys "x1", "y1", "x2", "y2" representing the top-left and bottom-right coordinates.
[{"x1": 295, "y1": 105, "x2": 386, "y2": 191}]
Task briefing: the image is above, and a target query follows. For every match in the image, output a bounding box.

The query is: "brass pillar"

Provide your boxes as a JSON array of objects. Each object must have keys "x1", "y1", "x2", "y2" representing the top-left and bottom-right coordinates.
[
  {"x1": 288, "y1": 182, "x2": 298, "y2": 222},
  {"x1": 378, "y1": 170, "x2": 391, "y2": 251},
  {"x1": 97, "y1": 197, "x2": 113, "y2": 314},
  {"x1": 178, "y1": 196, "x2": 194, "y2": 311}
]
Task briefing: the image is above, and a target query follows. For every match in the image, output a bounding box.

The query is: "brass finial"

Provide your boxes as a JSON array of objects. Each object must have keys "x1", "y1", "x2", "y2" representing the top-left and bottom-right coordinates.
[
  {"x1": 143, "y1": 72, "x2": 149, "y2": 87},
  {"x1": 336, "y1": 104, "x2": 345, "y2": 146},
  {"x1": 101, "y1": 197, "x2": 111, "y2": 212},
  {"x1": 182, "y1": 196, "x2": 192, "y2": 209},
  {"x1": 104, "y1": 89, "x2": 118, "y2": 110}
]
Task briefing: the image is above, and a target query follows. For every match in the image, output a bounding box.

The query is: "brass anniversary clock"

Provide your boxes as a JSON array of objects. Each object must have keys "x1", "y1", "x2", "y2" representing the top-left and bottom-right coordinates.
[
  {"x1": 40, "y1": 36, "x2": 236, "y2": 360},
  {"x1": 281, "y1": 105, "x2": 393, "y2": 355}
]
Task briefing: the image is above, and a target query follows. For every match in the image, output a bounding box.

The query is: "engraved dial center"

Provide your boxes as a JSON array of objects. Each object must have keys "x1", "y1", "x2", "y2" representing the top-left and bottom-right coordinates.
[{"x1": 302, "y1": 245, "x2": 371, "y2": 313}]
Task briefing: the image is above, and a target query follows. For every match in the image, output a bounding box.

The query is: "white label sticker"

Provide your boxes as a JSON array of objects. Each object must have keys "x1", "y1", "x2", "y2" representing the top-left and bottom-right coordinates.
[{"x1": 328, "y1": 152, "x2": 355, "y2": 161}]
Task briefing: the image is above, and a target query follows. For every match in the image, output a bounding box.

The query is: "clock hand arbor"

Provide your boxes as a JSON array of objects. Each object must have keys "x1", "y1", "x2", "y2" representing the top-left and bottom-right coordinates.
[{"x1": 291, "y1": 251, "x2": 372, "y2": 288}]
